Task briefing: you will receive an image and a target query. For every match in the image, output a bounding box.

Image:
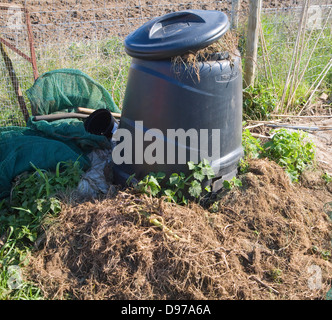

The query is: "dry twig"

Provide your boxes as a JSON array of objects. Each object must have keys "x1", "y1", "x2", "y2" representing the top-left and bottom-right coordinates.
[{"x1": 249, "y1": 275, "x2": 280, "y2": 295}]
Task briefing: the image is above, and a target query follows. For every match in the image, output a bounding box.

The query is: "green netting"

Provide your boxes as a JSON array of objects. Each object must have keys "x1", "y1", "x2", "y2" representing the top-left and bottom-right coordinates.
[
  {"x1": 27, "y1": 117, "x2": 111, "y2": 154},
  {"x1": 0, "y1": 69, "x2": 120, "y2": 199},
  {"x1": 26, "y1": 68, "x2": 121, "y2": 115},
  {"x1": 0, "y1": 118, "x2": 112, "y2": 199}
]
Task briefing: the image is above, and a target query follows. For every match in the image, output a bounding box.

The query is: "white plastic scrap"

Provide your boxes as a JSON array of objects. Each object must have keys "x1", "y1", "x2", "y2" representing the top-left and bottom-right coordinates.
[{"x1": 76, "y1": 148, "x2": 113, "y2": 199}]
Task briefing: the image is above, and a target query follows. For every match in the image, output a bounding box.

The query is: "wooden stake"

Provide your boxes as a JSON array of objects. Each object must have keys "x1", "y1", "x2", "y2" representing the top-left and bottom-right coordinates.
[
  {"x1": 258, "y1": 22, "x2": 269, "y2": 80},
  {"x1": 77, "y1": 107, "x2": 121, "y2": 118},
  {"x1": 243, "y1": 0, "x2": 262, "y2": 87},
  {"x1": 33, "y1": 113, "x2": 89, "y2": 121},
  {"x1": 270, "y1": 114, "x2": 332, "y2": 118},
  {"x1": 258, "y1": 17, "x2": 275, "y2": 91},
  {"x1": 24, "y1": 6, "x2": 39, "y2": 81},
  {"x1": 285, "y1": 0, "x2": 310, "y2": 113},
  {"x1": 231, "y1": 0, "x2": 241, "y2": 29}
]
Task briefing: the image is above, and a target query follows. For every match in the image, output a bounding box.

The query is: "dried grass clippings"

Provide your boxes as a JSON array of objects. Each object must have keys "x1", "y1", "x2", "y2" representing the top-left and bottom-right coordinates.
[{"x1": 26, "y1": 159, "x2": 332, "y2": 300}]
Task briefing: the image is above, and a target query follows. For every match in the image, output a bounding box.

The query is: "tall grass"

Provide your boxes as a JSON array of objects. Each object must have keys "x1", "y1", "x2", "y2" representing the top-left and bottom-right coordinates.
[{"x1": 36, "y1": 37, "x2": 131, "y2": 108}]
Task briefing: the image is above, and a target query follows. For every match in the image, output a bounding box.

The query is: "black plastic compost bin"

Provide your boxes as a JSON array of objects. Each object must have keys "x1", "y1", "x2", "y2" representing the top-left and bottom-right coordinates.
[{"x1": 113, "y1": 9, "x2": 243, "y2": 191}]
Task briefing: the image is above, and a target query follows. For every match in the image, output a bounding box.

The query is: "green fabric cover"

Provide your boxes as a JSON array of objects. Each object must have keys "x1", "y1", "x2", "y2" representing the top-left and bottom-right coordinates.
[
  {"x1": 0, "y1": 119, "x2": 112, "y2": 199},
  {"x1": 27, "y1": 117, "x2": 111, "y2": 154}
]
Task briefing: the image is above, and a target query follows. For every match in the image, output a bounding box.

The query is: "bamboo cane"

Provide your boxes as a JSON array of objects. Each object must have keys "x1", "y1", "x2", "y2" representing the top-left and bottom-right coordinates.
[
  {"x1": 285, "y1": 0, "x2": 310, "y2": 113},
  {"x1": 298, "y1": 59, "x2": 332, "y2": 115},
  {"x1": 77, "y1": 107, "x2": 122, "y2": 118},
  {"x1": 286, "y1": 8, "x2": 332, "y2": 111},
  {"x1": 277, "y1": 0, "x2": 309, "y2": 112}
]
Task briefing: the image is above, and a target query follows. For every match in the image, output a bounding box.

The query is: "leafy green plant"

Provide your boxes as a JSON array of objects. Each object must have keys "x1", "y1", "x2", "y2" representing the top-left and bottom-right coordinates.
[
  {"x1": 136, "y1": 172, "x2": 166, "y2": 197},
  {"x1": 262, "y1": 128, "x2": 316, "y2": 182},
  {"x1": 322, "y1": 172, "x2": 332, "y2": 184},
  {"x1": 222, "y1": 177, "x2": 242, "y2": 190},
  {"x1": 1, "y1": 160, "x2": 82, "y2": 250},
  {"x1": 239, "y1": 126, "x2": 263, "y2": 173},
  {"x1": 240, "y1": 126, "x2": 317, "y2": 183},
  {"x1": 242, "y1": 127, "x2": 263, "y2": 159},
  {"x1": 269, "y1": 268, "x2": 283, "y2": 283},
  {"x1": 0, "y1": 159, "x2": 83, "y2": 300},
  {"x1": 10, "y1": 160, "x2": 82, "y2": 214},
  {"x1": 243, "y1": 84, "x2": 278, "y2": 120},
  {"x1": 321, "y1": 250, "x2": 331, "y2": 261},
  {"x1": 132, "y1": 159, "x2": 215, "y2": 205},
  {"x1": 310, "y1": 246, "x2": 331, "y2": 261}
]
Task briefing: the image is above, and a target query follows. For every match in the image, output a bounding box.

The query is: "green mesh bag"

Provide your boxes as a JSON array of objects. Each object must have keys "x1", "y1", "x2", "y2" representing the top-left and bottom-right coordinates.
[{"x1": 26, "y1": 68, "x2": 121, "y2": 115}]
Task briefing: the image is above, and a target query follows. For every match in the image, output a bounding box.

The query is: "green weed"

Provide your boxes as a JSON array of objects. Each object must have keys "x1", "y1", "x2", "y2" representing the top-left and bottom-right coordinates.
[
  {"x1": 241, "y1": 127, "x2": 316, "y2": 182},
  {"x1": 222, "y1": 177, "x2": 242, "y2": 190},
  {"x1": 130, "y1": 159, "x2": 215, "y2": 205},
  {"x1": 322, "y1": 172, "x2": 332, "y2": 184},
  {"x1": 262, "y1": 128, "x2": 316, "y2": 182},
  {"x1": 269, "y1": 268, "x2": 283, "y2": 283},
  {"x1": 243, "y1": 84, "x2": 278, "y2": 120},
  {"x1": 240, "y1": 126, "x2": 263, "y2": 173},
  {"x1": 0, "y1": 159, "x2": 83, "y2": 300},
  {"x1": 242, "y1": 126, "x2": 263, "y2": 159}
]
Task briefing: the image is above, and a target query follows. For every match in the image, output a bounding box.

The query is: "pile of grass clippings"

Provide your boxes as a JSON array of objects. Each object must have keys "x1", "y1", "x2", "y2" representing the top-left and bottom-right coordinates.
[{"x1": 26, "y1": 159, "x2": 332, "y2": 300}]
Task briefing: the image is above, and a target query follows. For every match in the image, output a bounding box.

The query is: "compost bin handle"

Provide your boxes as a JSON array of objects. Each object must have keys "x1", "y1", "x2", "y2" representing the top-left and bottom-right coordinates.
[{"x1": 149, "y1": 11, "x2": 206, "y2": 39}]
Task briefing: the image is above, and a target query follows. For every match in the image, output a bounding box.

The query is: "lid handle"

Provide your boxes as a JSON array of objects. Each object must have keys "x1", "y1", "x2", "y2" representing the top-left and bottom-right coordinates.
[{"x1": 149, "y1": 11, "x2": 205, "y2": 39}]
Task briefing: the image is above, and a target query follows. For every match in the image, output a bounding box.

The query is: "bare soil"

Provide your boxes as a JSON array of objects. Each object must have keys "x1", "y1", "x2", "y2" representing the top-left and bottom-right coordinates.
[
  {"x1": 0, "y1": 0, "x2": 318, "y2": 43},
  {"x1": 305, "y1": 119, "x2": 332, "y2": 174}
]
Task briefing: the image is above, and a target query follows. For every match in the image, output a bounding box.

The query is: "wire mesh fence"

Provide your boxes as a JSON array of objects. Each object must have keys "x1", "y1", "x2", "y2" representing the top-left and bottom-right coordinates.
[
  {"x1": 0, "y1": 0, "x2": 234, "y2": 126},
  {"x1": 0, "y1": 0, "x2": 331, "y2": 127}
]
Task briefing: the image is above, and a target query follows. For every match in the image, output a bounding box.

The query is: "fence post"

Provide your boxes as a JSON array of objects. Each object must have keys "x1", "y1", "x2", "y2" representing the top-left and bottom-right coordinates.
[
  {"x1": 231, "y1": 0, "x2": 241, "y2": 29},
  {"x1": 243, "y1": 0, "x2": 262, "y2": 87}
]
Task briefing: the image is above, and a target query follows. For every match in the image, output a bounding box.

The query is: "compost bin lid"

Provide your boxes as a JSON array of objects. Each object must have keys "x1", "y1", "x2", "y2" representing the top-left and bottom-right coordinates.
[{"x1": 124, "y1": 9, "x2": 229, "y2": 60}]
